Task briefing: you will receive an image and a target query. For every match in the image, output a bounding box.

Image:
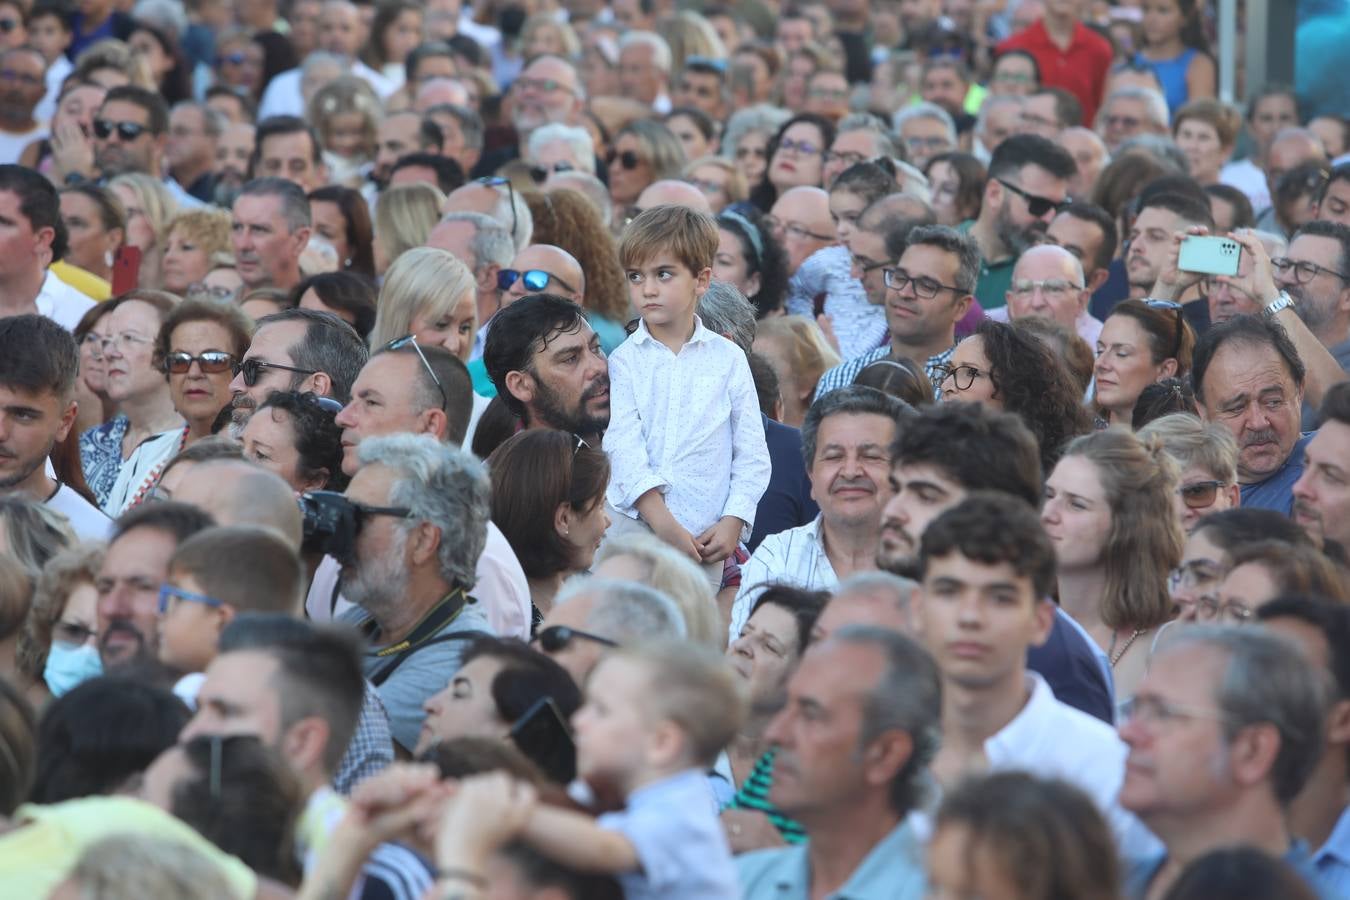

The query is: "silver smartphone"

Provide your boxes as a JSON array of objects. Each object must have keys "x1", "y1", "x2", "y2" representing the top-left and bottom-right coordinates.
[{"x1": 1178, "y1": 235, "x2": 1242, "y2": 277}]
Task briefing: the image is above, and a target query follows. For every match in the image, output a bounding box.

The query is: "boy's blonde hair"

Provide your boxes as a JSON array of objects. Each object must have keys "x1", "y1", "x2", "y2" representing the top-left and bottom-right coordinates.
[
  {"x1": 615, "y1": 640, "x2": 746, "y2": 768},
  {"x1": 618, "y1": 206, "x2": 718, "y2": 276}
]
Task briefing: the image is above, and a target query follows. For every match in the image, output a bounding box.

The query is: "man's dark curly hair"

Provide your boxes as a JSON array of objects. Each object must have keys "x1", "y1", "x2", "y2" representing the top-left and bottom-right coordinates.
[{"x1": 974, "y1": 319, "x2": 1091, "y2": 473}]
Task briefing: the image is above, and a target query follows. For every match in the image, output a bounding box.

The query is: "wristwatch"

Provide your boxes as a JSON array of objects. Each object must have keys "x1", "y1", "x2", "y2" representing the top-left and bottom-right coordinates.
[{"x1": 1263, "y1": 290, "x2": 1295, "y2": 317}]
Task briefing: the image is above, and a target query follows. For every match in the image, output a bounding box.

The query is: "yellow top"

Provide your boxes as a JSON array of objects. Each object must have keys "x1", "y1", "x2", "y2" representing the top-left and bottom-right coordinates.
[
  {"x1": 0, "y1": 796, "x2": 257, "y2": 898},
  {"x1": 50, "y1": 260, "x2": 112, "y2": 301}
]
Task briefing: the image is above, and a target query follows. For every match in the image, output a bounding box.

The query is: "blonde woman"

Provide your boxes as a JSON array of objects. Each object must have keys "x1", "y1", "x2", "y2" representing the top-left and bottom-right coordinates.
[
  {"x1": 160, "y1": 209, "x2": 232, "y2": 296},
  {"x1": 108, "y1": 173, "x2": 178, "y2": 290},
  {"x1": 752, "y1": 315, "x2": 842, "y2": 428},
  {"x1": 658, "y1": 11, "x2": 727, "y2": 71},
  {"x1": 373, "y1": 182, "x2": 446, "y2": 276},
  {"x1": 370, "y1": 246, "x2": 483, "y2": 432},
  {"x1": 520, "y1": 14, "x2": 581, "y2": 60},
  {"x1": 594, "y1": 532, "x2": 724, "y2": 650},
  {"x1": 683, "y1": 156, "x2": 747, "y2": 213}
]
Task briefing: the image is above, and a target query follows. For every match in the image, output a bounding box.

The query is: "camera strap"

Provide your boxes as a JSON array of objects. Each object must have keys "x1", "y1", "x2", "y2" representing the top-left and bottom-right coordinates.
[{"x1": 365, "y1": 588, "x2": 483, "y2": 687}]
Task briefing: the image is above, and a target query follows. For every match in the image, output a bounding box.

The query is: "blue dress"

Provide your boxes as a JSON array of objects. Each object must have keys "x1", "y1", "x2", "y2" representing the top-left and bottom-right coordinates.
[{"x1": 1134, "y1": 48, "x2": 1198, "y2": 117}]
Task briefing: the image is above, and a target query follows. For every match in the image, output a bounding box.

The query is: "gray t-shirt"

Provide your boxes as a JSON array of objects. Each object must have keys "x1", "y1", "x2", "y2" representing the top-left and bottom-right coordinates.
[{"x1": 338, "y1": 596, "x2": 495, "y2": 752}]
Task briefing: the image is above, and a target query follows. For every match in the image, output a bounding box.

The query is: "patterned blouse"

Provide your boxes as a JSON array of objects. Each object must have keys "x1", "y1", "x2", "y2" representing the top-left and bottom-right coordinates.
[{"x1": 79, "y1": 414, "x2": 129, "y2": 508}]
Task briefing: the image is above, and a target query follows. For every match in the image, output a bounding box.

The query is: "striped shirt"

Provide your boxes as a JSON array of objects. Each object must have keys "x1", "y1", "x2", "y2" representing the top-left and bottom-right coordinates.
[
  {"x1": 729, "y1": 515, "x2": 837, "y2": 642},
  {"x1": 725, "y1": 748, "x2": 807, "y2": 845},
  {"x1": 813, "y1": 345, "x2": 956, "y2": 403}
]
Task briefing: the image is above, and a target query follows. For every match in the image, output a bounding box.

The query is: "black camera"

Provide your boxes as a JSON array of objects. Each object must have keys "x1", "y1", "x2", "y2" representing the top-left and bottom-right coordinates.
[{"x1": 300, "y1": 491, "x2": 362, "y2": 565}]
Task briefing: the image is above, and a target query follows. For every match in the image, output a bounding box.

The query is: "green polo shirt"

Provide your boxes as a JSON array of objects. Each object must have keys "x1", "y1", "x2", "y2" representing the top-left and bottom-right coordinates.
[{"x1": 957, "y1": 219, "x2": 1016, "y2": 310}]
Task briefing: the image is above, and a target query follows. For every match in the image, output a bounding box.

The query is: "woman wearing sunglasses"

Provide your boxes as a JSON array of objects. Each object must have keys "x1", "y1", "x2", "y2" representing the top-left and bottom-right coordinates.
[
  {"x1": 155, "y1": 298, "x2": 253, "y2": 447},
  {"x1": 1093, "y1": 298, "x2": 1195, "y2": 428},
  {"x1": 1137, "y1": 412, "x2": 1241, "y2": 534},
  {"x1": 606, "y1": 119, "x2": 687, "y2": 231},
  {"x1": 487, "y1": 430, "x2": 611, "y2": 627}
]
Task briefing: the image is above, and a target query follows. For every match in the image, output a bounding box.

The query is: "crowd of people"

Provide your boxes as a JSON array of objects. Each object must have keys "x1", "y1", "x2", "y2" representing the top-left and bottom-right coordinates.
[{"x1": 0, "y1": 0, "x2": 1346, "y2": 897}]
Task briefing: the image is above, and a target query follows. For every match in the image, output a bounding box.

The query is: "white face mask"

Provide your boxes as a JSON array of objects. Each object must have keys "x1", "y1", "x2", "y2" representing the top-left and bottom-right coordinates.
[{"x1": 43, "y1": 642, "x2": 104, "y2": 697}]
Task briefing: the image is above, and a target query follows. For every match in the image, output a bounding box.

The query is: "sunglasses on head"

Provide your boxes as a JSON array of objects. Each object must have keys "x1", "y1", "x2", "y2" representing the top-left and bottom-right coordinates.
[
  {"x1": 536, "y1": 625, "x2": 618, "y2": 653},
  {"x1": 1178, "y1": 480, "x2": 1226, "y2": 510},
  {"x1": 1143, "y1": 298, "x2": 1185, "y2": 360},
  {"x1": 93, "y1": 118, "x2": 149, "y2": 141},
  {"x1": 496, "y1": 268, "x2": 578, "y2": 294},
  {"x1": 476, "y1": 176, "x2": 518, "y2": 242},
  {"x1": 383, "y1": 334, "x2": 448, "y2": 412},
  {"x1": 162, "y1": 350, "x2": 236, "y2": 375},
  {"x1": 607, "y1": 149, "x2": 641, "y2": 170},
  {"x1": 232, "y1": 357, "x2": 317, "y2": 387}
]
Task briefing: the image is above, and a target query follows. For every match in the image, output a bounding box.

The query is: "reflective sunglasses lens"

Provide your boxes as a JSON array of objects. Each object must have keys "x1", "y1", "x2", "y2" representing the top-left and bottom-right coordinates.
[
  {"x1": 523, "y1": 270, "x2": 550, "y2": 291},
  {"x1": 496, "y1": 269, "x2": 520, "y2": 291},
  {"x1": 198, "y1": 352, "x2": 234, "y2": 374},
  {"x1": 166, "y1": 353, "x2": 193, "y2": 374}
]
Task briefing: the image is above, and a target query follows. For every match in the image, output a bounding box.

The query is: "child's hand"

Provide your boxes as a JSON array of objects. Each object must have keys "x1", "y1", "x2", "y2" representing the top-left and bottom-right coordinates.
[
  {"x1": 434, "y1": 773, "x2": 537, "y2": 863},
  {"x1": 696, "y1": 516, "x2": 742, "y2": 564},
  {"x1": 651, "y1": 516, "x2": 703, "y2": 563}
]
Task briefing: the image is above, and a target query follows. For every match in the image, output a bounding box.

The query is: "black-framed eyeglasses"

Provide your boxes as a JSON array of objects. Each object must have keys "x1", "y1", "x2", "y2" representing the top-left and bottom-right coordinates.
[
  {"x1": 536, "y1": 625, "x2": 618, "y2": 653},
  {"x1": 384, "y1": 334, "x2": 448, "y2": 413},
  {"x1": 932, "y1": 363, "x2": 987, "y2": 391},
  {"x1": 857, "y1": 257, "x2": 891, "y2": 274},
  {"x1": 476, "y1": 176, "x2": 518, "y2": 243},
  {"x1": 162, "y1": 350, "x2": 236, "y2": 375},
  {"x1": 823, "y1": 149, "x2": 868, "y2": 168},
  {"x1": 1272, "y1": 256, "x2": 1350, "y2": 284},
  {"x1": 232, "y1": 358, "x2": 318, "y2": 387},
  {"x1": 529, "y1": 161, "x2": 574, "y2": 183},
  {"x1": 995, "y1": 177, "x2": 1067, "y2": 218},
  {"x1": 1143, "y1": 298, "x2": 1184, "y2": 361},
  {"x1": 93, "y1": 118, "x2": 149, "y2": 142},
  {"x1": 1178, "y1": 480, "x2": 1226, "y2": 510},
  {"x1": 497, "y1": 268, "x2": 578, "y2": 295},
  {"x1": 884, "y1": 268, "x2": 965, "y2": 299}
]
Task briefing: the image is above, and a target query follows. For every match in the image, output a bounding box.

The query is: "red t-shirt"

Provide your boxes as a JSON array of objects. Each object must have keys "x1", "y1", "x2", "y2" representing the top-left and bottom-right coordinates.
[{"x1": 997, "y1": 20, "x2": 1114, "y2": 130}]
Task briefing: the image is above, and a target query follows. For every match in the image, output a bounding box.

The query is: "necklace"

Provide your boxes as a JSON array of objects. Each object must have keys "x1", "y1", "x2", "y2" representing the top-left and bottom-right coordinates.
[{"x1": 1109, "y1": 628, "x2": 1146, "y2": 667}]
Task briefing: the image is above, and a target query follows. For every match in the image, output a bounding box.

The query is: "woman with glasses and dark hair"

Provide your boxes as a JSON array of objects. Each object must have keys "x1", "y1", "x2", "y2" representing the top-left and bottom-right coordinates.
[
  {"x1": 308, "y1": 185, "x2": 376, "y2": 279},
  {"x1": 1093, "y1": 297, "x2": 1195, "y2": 429},
  {"x1": 487, "y1": 430, "x2": 611, "y2": 625},
  {"x1": 607, "y1": 119, "x2": 687, "y2": 230},
  {"x1": 154, "y1": 298, "x2": 252, "y2": 448},
  {"x1": 937, "y1": 320, "x2": 1091, "y2": 473},
  {"x1": 749, "y1": 113, "x2": 836, "y2": 212},
  {"x1": 415, "y1": 636, "x2": 582, "y2": 784},
  {"x1": 239, "y1": 390, "x2": 347, "y2": 494}
]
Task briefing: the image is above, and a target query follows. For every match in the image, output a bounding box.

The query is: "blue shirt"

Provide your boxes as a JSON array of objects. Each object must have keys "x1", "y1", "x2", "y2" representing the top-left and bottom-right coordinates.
[
  {"x1": 1240, "y1": 433, "x2": 1313, "y2": 514},
  {"x1": 1314, "y1": 805, "x2": 1350, "y2": 899},
  {"x1": 596, "y1": 769, "x2": 739, "y2": 900},
  {"x1": 751, "y1": 416, "x2": 818, "y2": 552},
  {"x1": 738, "y1": 818, "x2": 927, "y2": 900},
  {"x1": 1133, "y1": 48, "x2": 1199, "y2": 117},
  {"x1": 1029, "y1": 607, "x2": 1116, "y2": 725}
]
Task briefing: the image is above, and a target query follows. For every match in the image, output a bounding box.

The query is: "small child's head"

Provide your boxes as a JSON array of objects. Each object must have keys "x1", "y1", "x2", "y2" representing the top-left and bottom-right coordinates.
[
  {"x1": 29, "y1": 1, "x2": 72, "y2": 64},
  {"x1": 306, "y1": 76, "x2": 380, "y2": 161},
  {"x1": 928, "y1": 771, "x2": 1120, "y2": 900},
  {"x1": 158, "y1": 526, "x2": 305, "y2": 674},
  {"x1": 572, "y1": 640, "x2": 746, "y2": 793},
  {"x1": 618, "y1": 206, "x2": 717, "y2": 325}
]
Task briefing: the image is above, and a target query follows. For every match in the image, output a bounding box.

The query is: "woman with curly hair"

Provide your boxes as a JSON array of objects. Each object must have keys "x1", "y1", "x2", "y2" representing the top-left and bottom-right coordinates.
[
  {"x1": 936, "y1": 320, "x2": 1092, "y2": 473},
  {"x1": 239, "y1": 390, "x2": 347, "y2": 494},
  {"x1": 522, "y1": 188, "x2": 630, "y2": 349}
]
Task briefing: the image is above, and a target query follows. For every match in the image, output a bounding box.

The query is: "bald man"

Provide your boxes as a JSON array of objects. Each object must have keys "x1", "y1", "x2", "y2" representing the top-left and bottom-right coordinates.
[
  {"x1": 415, "y1": 78, "x2": 471, "y2": 113},
  {"x1": 169, "y1": 459, "x2": 304, "y2": 550},
  {"x1": 989, "y1": 243, "x2": 1102, "y2": 345},
  {"x1": 1257, "y1": 128, "x2": 1328, "y2": 237},
  {"x1": 635, "y1": 179, "x2": 713, "y2": 214},
  {"x1": 500, "y1": 244, "x2": 586, "y2": 309},
  {"x1": 769, "y1": 186, "x2": 837, "y2": 276}
]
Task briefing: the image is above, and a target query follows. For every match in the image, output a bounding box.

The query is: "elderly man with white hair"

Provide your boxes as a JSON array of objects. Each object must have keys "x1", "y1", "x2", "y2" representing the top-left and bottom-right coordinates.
[
  {"x1": 618, "y1": 31, "x2": 673, "y2": 113},
  {"x1": 987, "y1": 243, "x2": 1103, "y2": 344},
  {"x1": 527, "y1": 123, "x2": 597, "y2": 177},
  {"x1": 1096, "y1": 85, "x2": 1169, "y2": 155}
]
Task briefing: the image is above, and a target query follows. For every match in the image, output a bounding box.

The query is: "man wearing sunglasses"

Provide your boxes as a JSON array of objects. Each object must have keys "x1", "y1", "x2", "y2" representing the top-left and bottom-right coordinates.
[
  {"x1": 228, "y1": 306, "x2": 367, "y2": 430},
  {"x1": 534, "y1": 577, "x2": 685, "y2": 685},
  {"x1": 0, "y1": 315, "x2": 110, "y2": 540},
  {"x1": 964, "y1": 134, "x2": 1075, "y2": 310},
  {"x1": 90, "y1": 86, "x2": 201, "y2": 212},
  {"x1": 320, "y1": 339, "x2": 532, "y2": 641},
  {"x1": 498, "y1": 244, "x2": 585, "y2": 310}
]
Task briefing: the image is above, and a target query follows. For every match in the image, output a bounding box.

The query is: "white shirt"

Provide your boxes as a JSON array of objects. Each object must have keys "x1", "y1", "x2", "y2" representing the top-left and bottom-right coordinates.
[
  {"x1": 978, "y1": 673, "x2": 1161, "y2": 861},
  {"x1": 986, "y1": 304, "x2": 1103, "y2": 346},
  {"x1": 258, "y1": 62, "x2": 396, "y2": 120},
  {"x1": 0, "y1": 123, "x2": 46, "y2": 165},
  {"x1": 37, "y1": 55, "x2": 72, "y2": 123},
  {"x1": 304, "y1": 521, "x2": 532, "y2": 640},
  {"x1": 1220, "y1": 157, "x2": 1271, "y2": 215},
  {"x1": 785, "y1": 244, "x2": 887, "y2": 362},
  {"x1": 606, "y1": 317, "x2": 771, "y2": 539},
  {"x1": 728, "y1": 515, "x2": 836, "y2": 642},
  {"x1": 47, "y1": 483, "x2": 112, "y2": 541},
  {"x1": 35, "y1": 269, "x2": 96, "y2": 331}
]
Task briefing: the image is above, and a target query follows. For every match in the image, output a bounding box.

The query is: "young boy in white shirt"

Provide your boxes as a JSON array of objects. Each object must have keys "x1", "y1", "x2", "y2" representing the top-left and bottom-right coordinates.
[
  {"x1": 607, "y1": 206, "x2": 771, "y2": 581},
  {"x1": 512, "y1": 640, "x2": 747, "y2": 899}
]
